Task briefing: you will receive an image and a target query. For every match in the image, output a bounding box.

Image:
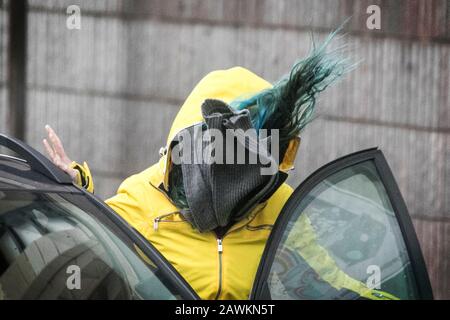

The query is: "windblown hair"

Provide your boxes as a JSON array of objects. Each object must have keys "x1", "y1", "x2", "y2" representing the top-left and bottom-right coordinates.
[
  {"x1": 169, "y1": 30, "x2": 353, "y2": 210},
  {"x1": 230, "y1": 30, "x2": 352, "y2": 155}
]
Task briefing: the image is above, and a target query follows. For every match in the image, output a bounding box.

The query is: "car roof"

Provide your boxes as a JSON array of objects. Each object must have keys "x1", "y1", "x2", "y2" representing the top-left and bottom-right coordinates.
[{"x1": 0, "y1": 154, "x2": 79, "y2": 193}]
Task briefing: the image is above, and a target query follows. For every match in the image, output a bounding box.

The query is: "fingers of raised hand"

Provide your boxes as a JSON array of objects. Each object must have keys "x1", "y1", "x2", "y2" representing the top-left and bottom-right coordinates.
[
  {"x1": 43, "y1": 126, "x2": 78, "y2": 181},
  {"x1": 45, "y1": 125, "x2": 68, "y2": 160},
  {"x1": 43, "y1": 138, "x2": 56, "y2": 162},
  {"x1": 44, "y1": 140, "x2": 63, "y2": 169}
]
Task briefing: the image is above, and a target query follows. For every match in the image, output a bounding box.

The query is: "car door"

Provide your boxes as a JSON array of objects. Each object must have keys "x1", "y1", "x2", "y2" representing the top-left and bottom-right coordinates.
[
  {"x1": 0, "y1": 133, "x2": 199, "y2": 300},
  {"x1": 250, "y1": 148, "x2": 433, "y2": 300}
]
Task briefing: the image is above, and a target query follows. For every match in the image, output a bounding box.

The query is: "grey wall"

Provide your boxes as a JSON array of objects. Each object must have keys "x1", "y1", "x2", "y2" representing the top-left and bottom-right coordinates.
[{"x1": 1, "y1": 0, "x2": 449, "y2": 299}]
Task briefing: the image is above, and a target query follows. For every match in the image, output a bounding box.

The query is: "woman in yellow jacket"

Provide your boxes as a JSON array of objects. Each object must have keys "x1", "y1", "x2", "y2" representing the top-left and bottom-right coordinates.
[{"x1": 43, "y1": 40, "x2": 396, "y2": 300}]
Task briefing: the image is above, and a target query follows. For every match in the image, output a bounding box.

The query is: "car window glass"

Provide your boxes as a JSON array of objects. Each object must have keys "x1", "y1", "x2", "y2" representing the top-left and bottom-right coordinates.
[
  {"x1": 267, "y1": 161, "x2": 420, "y2": 300},
  {"x1": 0, "y1": 190, "x2": 180, "y2": 300}
]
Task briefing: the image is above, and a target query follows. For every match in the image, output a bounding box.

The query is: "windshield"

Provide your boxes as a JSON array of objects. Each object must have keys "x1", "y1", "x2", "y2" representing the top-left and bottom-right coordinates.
[{"x1": 0, "y1": 190, "x2": 180, "y2": 300}]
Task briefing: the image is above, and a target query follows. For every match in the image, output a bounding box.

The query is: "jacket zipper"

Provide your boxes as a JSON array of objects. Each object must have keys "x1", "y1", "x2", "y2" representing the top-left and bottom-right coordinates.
[
  {"x1": 214, "y1": 238, "x2": 223, "y2": 300},
  {"x1": 150, "y1": 199, "x2": 267, "y2": 300},
  {"x1": 212, "y1": 207, "x2": 268, "y2": 300},
  {"x1": 153, "y1": 213, "x2": 226, "y2": 299}
]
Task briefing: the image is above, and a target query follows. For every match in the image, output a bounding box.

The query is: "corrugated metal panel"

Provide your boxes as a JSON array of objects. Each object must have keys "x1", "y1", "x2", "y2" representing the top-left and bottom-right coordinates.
[
  {"x1": 119, "y1": 0, "x2": 450, "y2": 41},
  {"x1": 445, "y1": 135, "x2": 450, "y2": 216},
  {"x1": 413, "y1": 218, "x2": 450, "y2": 300},
  {"x1": 321, "y1": 37, "x2": 449, "y2": 130},
  {"x1": 24, "y1": 16, "x2": 450, "y2": 130},
  {"x1": 27, "y1": 0, "x2": 123, "y2": 13},
  {"x1": 27, "y1": 11, "x2": 128, "y2": 96}
]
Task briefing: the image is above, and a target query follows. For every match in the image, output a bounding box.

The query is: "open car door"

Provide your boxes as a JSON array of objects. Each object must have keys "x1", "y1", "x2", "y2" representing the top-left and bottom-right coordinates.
[{"x1": 250, "y1": 148, "x2": 433, "y2": 300}]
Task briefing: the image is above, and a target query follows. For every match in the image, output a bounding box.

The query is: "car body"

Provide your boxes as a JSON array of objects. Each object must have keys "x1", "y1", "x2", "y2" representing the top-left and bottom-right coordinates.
[{"x1": 0, "y1": 133, "x2": 433, "y2": 300}]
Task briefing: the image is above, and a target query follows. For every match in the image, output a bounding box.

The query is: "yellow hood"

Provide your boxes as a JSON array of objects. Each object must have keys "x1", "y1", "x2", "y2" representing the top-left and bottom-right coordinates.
[{"x1": 166, "y1": 66, "x2": 272, "y2": 146}]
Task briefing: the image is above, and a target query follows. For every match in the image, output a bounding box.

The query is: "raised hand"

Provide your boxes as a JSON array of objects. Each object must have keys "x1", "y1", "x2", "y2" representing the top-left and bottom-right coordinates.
[{"x1": 43, "y1": 125, "x2": 78, "y2": 181}]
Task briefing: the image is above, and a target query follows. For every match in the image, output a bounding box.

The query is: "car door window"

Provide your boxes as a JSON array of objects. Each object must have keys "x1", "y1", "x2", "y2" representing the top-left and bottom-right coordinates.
[
  {"x1": 251, "y1": 149, "x2": 432, "y2": 300},
  {"x1": 0, "y1": 190, "x2": 192, "y2": 300}
]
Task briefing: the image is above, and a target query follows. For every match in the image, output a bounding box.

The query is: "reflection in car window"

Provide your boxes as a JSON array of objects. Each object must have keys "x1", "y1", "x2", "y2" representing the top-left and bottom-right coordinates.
[
  {"x1": 268, "y1": 161, "x2": 420, "y2": 300},
  {"x1": 0, "y1": 190, "x2": 179, "y2": 300}
]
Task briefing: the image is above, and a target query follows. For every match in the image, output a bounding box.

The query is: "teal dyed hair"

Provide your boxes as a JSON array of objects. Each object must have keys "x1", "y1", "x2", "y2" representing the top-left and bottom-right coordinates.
[
  {"x1": 168, "y1": 164, "x2": 188, "y2": 209},
  {"x1": 169, "y1": 28, "x2": 353, "y2": 211},
  {"x1": 230, "y1": 29, "x2": 353, "y2": 150}
]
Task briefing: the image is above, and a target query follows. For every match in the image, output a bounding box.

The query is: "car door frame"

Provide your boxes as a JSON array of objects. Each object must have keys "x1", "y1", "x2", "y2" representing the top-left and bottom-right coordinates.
[
  {"x1": 74, "y1": 185, "x2": 201, "y2": 300},
  {"x1": 250, "y1": 148, "x2": 433, "y2": 300}
]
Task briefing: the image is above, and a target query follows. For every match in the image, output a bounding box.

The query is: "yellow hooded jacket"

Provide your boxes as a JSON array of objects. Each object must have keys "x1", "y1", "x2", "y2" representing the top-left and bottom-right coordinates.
[
  {"x1": 71, "y1": 67, "x2": 397, "y2": 300},
  {"x1": 105, "y1": 67, "x2": 288, "y2": 300}
]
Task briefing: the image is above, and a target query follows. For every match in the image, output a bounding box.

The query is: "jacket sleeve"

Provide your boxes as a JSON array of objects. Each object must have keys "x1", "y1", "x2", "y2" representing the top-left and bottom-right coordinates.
[
  {"x1": 69, "y1": 161, "x2": 94, "y2": 193},
  {"x1": 285, "y1": 213, "x2": 399, "y2": 300},
  {"x1": 104, "y1": 174, "x2": 154, "y2": 238}
]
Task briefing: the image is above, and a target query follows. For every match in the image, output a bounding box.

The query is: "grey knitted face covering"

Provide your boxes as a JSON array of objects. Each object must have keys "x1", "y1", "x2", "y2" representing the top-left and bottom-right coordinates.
[{"x1": 171, "y1": 99, "x2": 281, "y2": 232}]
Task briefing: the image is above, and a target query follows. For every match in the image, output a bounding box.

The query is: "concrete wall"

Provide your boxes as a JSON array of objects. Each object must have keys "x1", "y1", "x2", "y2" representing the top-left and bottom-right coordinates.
[{"x1": 1, "y1": 0, "x2": 449, "y2": 299}]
